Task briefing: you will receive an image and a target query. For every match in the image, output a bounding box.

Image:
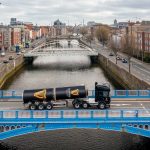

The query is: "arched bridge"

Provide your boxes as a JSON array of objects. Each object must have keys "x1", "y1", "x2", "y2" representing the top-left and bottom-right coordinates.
[
  {"x1": 0, "y1": 109, "x2": 150, "y2": 140},
  {"x1": 24, "y1": 37, "x2": 98, "y2": 57}
]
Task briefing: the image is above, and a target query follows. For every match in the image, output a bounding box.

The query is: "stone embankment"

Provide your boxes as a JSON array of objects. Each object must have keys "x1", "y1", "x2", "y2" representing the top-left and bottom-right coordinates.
[
  {"x1": 98, "y1": 54, "x2": 150, "y2": 89},
  {"x1": 0, "y1": 55, "x2": 24, "y2": 89}
]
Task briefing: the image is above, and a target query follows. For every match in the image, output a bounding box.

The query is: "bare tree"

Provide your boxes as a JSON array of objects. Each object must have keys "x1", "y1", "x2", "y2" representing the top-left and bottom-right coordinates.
[
  {"x1": 86, "y1": 34, "x2": 93, "y2": 46},
  {"x1": 123, "y1": 25, "x2": 135, "y2": 73},
  {"x1": 80, "y1": 27, "x2": 88, "y2": 37},
  {"x1": 109, "y1": 33, "x2": 119, "y2": 64},
  {"x1": 95, "y1": 26, "x2": 109, "y2": 46}
]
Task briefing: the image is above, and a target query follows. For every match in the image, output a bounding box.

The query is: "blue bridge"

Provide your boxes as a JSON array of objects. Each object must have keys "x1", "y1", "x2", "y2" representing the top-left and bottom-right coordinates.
[{"x1": 0, "y1": 109, "x2": 150, "y2": 140}]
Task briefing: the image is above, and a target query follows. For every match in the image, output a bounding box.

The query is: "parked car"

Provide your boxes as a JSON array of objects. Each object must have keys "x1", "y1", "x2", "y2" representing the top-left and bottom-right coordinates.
[
  {"x1": 122, "y1": 58, "x2": 128, "y2": 63},
  {"x1": 1, "y1": 52, "x2": 5, "y2": 57},
  {"x1": 3, "y1": 60, "x2": 9, "y2": 63},
  {"x1": 9, "y1": 56, "x2": 14, "y2": 60},
  {"x1": 17, "y1": 52, "x2": 21, "y2": 55},
  {"x1": 116, "y1": 56, "x2": 121, "y2": 60},
  {"x1": 21, "y1": 50, "x2": 25, "y2": 53},
  {"x1": 109, "y1": 53, "x2": 114, "y2": 56}
]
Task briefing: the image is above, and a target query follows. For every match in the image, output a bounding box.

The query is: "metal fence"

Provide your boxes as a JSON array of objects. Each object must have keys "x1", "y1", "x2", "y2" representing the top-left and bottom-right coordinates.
[
  {"x1": 0, "y1": 90, "x2": 150, "y2": 99},
  {"x1": 88, "y1": 90, "x2": 150, "y2": 98},
  {"x1": 0, "y1": 110, "x2": 150, "y2": 119}
]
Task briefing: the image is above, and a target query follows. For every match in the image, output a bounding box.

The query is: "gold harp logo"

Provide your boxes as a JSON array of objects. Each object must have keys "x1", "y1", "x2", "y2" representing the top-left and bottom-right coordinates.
[
  {"x1": 34, "y1": 89, "x2": 47, "y2": 99},
  {"x1": 71, "y1": 89, "x2": 79, "y2": 96}
]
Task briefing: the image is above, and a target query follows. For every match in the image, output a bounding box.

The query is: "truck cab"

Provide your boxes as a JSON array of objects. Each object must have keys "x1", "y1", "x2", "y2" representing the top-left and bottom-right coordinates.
[
  {"x1": 95, "y1": 82, "x2": 111, "y2": 109},
  {"x1": 72, "y1": 82, "x2": 111, "y2": 109}
]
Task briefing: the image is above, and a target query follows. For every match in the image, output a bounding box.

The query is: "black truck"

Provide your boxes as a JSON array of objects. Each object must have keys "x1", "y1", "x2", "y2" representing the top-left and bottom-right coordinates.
[{"x1": 23, "y1": 82, "x2": 111, "y2": 110}]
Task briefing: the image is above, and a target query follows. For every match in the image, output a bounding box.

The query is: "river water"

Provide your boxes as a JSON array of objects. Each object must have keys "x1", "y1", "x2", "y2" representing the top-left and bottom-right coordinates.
[{"x1": 1, "y1": 40, "x2": 150, "y2": 150}]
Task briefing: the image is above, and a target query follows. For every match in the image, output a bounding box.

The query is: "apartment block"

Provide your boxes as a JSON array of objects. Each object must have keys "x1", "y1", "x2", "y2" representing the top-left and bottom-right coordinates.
[
  {"x1": 11, "y1": 27, "x2": 21, "y2": 46},
  {"x1": 136, "y1": 31, "x2": 150, "y2": 53},
  {"x1": 0, "y1": 25, "x2": 11, "y2": 51}
]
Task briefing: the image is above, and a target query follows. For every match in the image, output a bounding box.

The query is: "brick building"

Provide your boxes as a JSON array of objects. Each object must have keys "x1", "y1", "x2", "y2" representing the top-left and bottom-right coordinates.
[
  {"x1": 0, "y1": 25, "x2": 11, "y2": 51},
  {"x1": 136, "y1": 31, "x2": 150, "y2": 53},
  {"x1": 40, "y1": 26, "x2": 49, "y2": 37},
  {"x1": 11, "y1": 27, "x2": 21, "y2": 46}
]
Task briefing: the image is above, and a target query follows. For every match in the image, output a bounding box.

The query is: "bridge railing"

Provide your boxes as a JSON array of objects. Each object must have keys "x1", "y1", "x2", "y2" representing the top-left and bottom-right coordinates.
[
  {"x1": 88, "y1": 90, "x2": 150, "y2": 98},
  {"x1": 0, "y1": 90, "x2": 23, "y2": 99},
  {"x1": 111, "y1": 90, "x2": 150, "y2": 98},
  {"x1": 0, "y1": 90, "x2": 150, "y2": 99},
  {"x1": 0, "y1": 110, "x2": 150, "y2": 119}
]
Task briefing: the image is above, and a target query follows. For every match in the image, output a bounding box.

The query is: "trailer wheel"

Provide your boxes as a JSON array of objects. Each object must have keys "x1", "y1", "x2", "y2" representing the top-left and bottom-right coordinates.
[
  {"x1": 46, "y1": 102, "x2": 53, "y2": 110},
  {"x1": 73, "y1": 103, "x2": 80, "y2": 109},
  {"x1": 29, "y1": 104, "x2": 37, "y2": 110},
  {"x1": 82, "y1": 102, "x2": 88, "y2": 109},
  {"x1": 107, "y1": 104, "x2": 110, "y2": 108},
  {"x1": 37, "y1": 103, "x2": 45, "y2": 110},
  {"x1": 98, "y1": 102, "x2": 106, "y2": 110}
]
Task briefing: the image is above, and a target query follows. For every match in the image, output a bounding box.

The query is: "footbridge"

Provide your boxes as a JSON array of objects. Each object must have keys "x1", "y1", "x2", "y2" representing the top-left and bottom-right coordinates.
[
  {"x1": 24, "y1": 37, "x2": 98, "y2": 57},
  {"x1": 46, "y1": 35, "x2": 80, "y2": 41},
  {"x1": 0, "y1": 109, "x2": 150, "y2": 140}
]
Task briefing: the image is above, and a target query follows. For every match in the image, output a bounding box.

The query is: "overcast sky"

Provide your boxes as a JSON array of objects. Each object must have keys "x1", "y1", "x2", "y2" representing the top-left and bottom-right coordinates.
[{"x1": 0, "y1": 0, "x2": 150, "y2": 25}]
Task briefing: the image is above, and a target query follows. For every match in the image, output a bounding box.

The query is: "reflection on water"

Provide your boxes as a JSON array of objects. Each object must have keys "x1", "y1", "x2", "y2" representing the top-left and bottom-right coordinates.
[{"x1": 33, "y1": 56, "x2": 91, "y2": 70}]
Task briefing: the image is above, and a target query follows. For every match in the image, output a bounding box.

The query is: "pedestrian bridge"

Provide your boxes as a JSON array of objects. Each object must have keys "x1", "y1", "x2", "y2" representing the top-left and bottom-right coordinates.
[
  {"x1": 0, "y1": 109, "x2": 150, "y2": 140},
  {"x1": 24, "y1": 39, "x2": 98, "y2": 57}
]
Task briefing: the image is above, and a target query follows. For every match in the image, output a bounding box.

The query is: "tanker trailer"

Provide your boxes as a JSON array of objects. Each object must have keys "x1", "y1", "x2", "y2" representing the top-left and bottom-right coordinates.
[
  {"x1": 23, "y1": 85, "x2": 87, "y2": 110},
  {"x1": 23, "y1": 82, "x2": 111, "y2": 110}
]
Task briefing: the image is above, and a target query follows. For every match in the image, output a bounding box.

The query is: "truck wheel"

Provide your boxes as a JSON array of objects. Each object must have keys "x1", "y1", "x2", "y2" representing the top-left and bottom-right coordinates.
[
  {"x1": 46, "y1": 102, "x2": 53, "y2": 110},
  {"x1": 37, "y1": 103, "x2": 45, "y2": 110},
  {"x1": 82, "y1": 102, "x2": 88, "y2": 109},
  {"x1": 29, "y1": 104, "x2": 37, "y2": 110},
  {"x1": 73, "y1": 103, "x2": 80, "y2": 109},
  {"x1": 98, "y1": 102, "x2": 106, "y2": 110}
]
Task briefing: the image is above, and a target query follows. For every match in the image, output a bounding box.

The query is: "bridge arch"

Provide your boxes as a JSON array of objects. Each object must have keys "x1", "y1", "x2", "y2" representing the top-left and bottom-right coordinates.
[{"x1": 0, "y1": 122, "x2": 150, "y2": 140}]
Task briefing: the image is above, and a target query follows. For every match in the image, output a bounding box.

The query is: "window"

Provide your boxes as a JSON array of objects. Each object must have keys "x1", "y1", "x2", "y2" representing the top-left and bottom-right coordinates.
[{"x1": 103, "y1": 91, "x2": 109, "y2": 97}]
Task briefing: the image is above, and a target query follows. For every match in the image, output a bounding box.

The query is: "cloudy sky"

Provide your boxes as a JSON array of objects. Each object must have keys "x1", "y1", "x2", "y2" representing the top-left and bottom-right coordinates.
[{"x1": 0, "y1": 0, "x2": 150, "y2": 25}]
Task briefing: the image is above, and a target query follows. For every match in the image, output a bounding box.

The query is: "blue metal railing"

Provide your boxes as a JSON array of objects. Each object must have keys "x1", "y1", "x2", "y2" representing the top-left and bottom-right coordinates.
[
  {"x1": 88, "y1": 90, "x2": 150, "y2": 99},
  {"x1": 0, "y1": 110, "x2": 150, "y2": 140},
  {"x1": 0, "y1": 90, "x2": 150, "y2": 99},
  {"x1": 0, "y1": 90, "x2": 23, "y2": 99},
  {"x1": 0, "y1": 109, "x2": 150, "y2": 120}
]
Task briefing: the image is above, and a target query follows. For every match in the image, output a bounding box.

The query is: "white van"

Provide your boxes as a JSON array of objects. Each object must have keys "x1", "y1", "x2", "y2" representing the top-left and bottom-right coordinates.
[{"x1": 1, "y1": 52, "x2": 5, "y2": 57}]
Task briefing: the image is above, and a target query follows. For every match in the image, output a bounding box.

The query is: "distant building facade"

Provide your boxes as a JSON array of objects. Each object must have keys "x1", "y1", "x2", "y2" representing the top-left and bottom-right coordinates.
[
  {"x1": 53, "y1": 19, "x2": 67, "y2": 36},
  {"x1": 11, "y1": 27, "x2": 21, "y2": 46},
  {"x1": 0, "y1": 25, "x2": 11, "y2": 51}
]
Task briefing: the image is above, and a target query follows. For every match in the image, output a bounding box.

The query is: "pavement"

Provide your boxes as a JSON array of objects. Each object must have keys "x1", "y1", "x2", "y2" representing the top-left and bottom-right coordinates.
[{"x1": 0, "y1": 99, "x2": 149, "y2": 111}]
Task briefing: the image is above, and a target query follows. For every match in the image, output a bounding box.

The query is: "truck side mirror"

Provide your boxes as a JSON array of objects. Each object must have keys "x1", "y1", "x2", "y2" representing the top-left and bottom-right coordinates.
[{"x1": 95, "y1": 82, "x2": 98, "y2": 87}]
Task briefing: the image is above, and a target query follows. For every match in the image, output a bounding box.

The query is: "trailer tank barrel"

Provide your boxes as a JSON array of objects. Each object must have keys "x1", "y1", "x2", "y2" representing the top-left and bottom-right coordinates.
[
  {"x1": 56, "y1": 86, "x2": 87, "y2": 100},
  {"x1": 23, "y1": 88, "x2": 54, "y2": 104},
  {"x1": 23, "y1": 85, "x2": 87, "y2": 104}
]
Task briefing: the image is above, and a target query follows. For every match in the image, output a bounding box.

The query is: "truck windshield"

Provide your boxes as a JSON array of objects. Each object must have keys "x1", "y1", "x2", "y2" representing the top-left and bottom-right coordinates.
[{"x1": 103, "y1": 91, "x2": 109, "y2": 97}]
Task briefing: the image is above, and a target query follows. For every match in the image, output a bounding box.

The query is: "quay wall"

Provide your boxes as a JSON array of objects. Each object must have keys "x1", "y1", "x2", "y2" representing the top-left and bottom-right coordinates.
[
  {"x1": 0, "y1": 56, "x2": 24, "y2": 89},
  {"x1": 98, "y1": 54, "x2": 150, "y2": 89}
]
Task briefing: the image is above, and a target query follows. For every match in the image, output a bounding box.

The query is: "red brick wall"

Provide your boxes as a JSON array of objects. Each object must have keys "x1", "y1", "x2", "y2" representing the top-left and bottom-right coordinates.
[{"x1": 11, "y1": 29, "x2": 21, "y2": 46}]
